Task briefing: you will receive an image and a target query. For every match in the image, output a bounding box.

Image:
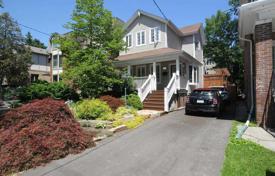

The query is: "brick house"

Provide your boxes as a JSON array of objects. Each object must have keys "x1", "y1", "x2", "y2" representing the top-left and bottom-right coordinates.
[{"x1": 239, "y1": 0, "x2": 275, "y2": 128}]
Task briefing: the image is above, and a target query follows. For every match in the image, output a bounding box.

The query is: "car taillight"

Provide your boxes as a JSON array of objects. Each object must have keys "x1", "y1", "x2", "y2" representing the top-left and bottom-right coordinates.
[
  {"x1": 186, "y1": 96, "x2": 190, "y2": 103},
  {"x1": 213, "y1": 98, "x2": 218, "y2": 105}
]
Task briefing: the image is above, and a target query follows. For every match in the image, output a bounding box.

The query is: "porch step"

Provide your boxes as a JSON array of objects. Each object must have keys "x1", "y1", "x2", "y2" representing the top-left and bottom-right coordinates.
[{"x1": 143, "y1": 90, "x2": 164, "y2": 111}]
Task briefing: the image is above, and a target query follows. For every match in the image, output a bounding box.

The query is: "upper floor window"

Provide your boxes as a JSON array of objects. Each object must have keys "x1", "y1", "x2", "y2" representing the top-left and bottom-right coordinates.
[
  {"x1": 136, "y1": 31, "x2": 146, "y2": 46},
  {"x1": 150, "y1": 27, "x2": 161, "y2": 43},
  {"x1": 125, "y1": 34, "x2": 132, "y2": 48}
]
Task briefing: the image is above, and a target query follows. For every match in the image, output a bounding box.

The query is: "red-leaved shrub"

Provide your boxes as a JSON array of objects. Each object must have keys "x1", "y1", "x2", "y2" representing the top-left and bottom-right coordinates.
[
  {"x1": 99, "y1": 95, "x2": 124, "y2": 111},
  {"x1": 0, "y1": 98, "x2": 95, "y2": 175}
]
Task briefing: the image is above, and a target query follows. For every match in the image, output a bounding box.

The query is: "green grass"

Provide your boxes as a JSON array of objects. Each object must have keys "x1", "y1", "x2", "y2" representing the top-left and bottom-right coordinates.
[{"x1": 221, "y1": 121, "x2": 275, "y2": 176}]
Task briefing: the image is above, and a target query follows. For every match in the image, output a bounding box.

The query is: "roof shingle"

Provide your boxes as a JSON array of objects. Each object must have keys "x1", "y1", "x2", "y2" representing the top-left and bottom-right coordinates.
[{"x1": 180, "y1": 23, "x2": 202, "y2": 36}]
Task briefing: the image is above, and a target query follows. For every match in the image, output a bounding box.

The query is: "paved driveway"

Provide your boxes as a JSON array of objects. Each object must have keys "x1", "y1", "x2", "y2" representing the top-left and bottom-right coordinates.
[{"x1": 23, "y1": 109, "x2": 232, "y2": 176}]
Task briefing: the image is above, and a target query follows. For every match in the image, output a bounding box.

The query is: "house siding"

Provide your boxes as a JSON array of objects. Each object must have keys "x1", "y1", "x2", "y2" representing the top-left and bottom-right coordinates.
[
  {"x1": 167, "y1": 27, "x2": 181, "y2": 50},
  {"x1": 181, "y1": 35, "x2": 194, "y2": 57},
  {"x1": 120, "y1": 15, "x2": 166, "y2": 55}
]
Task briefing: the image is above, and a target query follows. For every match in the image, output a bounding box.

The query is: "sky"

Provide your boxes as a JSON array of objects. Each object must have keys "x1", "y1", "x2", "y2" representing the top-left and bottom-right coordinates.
[{"x1": 1, "y1": 0, "x2": 230, "y2": 46}]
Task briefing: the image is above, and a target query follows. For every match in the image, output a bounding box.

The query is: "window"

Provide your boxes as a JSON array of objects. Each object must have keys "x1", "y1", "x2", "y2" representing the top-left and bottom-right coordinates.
[
  {"x1": 169, "y1": 64, "x2": 183, "y2": 77},
  {"x1": 31, "y1": 74, "x2": 39, "y2": 82},
  {"x1": 150, "y1": 27, "x2": 161, "y2": 43},
  {"x1": 125, "y1": 34, "x2": 132, "y2": 48},
  {"x1": 194, "y1": 67, "x2": 197, "y2": 83},
  {"x1": 59, "y1": 56, "x2": 63, "y2": 68},
  {"x1": 53, "y1": 55, "x2": 58, "y2": 68},
  {"x1": 189, "y1": 65, "x2": 193, "y2": 82},
  {"x1": 136, "y1": 31, "x2": 146, "y2": 46},
  {"x1": 136, "y1": 65, "x2": 146, "y2": 77}
]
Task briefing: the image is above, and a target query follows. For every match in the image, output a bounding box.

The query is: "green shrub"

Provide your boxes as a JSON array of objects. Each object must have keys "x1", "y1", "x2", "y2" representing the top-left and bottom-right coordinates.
[
  {"x1": 74, "y1": 99, "x2": 112, "y2": 120},
  {"x1": 124, "y1": 116, "x2": 145, "y2": 129},
  {"x1": 125, "y1": 94, "x2": 143, "y2": 110},
  {"x1": 115, "y1": 107, "x2": 137, "y2": 117},
  {"x1": 19, "y1": 82, "x2": 79, "y2": 102}
]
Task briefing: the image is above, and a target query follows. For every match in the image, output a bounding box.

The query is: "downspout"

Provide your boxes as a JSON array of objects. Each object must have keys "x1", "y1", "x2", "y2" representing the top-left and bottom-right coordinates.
[{"x1": 236, "y1": 36, "x2": 254, "y2": 138}]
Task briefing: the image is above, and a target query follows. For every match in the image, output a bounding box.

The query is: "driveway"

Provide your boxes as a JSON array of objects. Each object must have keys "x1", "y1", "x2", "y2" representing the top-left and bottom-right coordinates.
[{"x1": 23, "y1": 109, "x2": 232, "y2": 176}]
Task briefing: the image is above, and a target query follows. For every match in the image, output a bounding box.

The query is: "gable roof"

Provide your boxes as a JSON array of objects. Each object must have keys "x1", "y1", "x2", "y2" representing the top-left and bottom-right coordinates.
[
  {"x1": 124, "y1": 10, "x2": 183, "y2": 36},
  {"x1": 180, "y1": 23, "x2": 202, "y2": 36},
  {"x1": 27, "y1": 46, "x2": 49, "y2": 55}
]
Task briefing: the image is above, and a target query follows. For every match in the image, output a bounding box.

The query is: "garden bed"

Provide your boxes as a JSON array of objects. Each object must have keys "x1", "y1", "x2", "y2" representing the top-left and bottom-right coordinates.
[{"x1": 0, "y1": 98, "x2": 95, "y2": 176}]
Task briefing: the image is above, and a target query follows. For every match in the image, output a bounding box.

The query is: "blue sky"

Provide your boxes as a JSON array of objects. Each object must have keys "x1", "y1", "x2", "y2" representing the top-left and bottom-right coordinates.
[{"x1": 1, "y1": 0, "x2": 230, "y2": 46}]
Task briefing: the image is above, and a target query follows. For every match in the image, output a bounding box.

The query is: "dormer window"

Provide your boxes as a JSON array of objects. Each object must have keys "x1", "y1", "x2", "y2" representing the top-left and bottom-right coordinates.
[
  {"x1": 136, "y1": 31, "x2": 146, "y2": 46},
  {"x1": 125, "y1": 34, "x2": 132, "y2": 48},
  {"x1": 150, "y1": 27, "x2": 161, "y2": 43}
]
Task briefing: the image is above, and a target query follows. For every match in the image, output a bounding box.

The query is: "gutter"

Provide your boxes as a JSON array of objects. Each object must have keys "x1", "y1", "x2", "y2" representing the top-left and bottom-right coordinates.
[{"x1": 236, "y1": 36, "x2": 254, "y2": 139}]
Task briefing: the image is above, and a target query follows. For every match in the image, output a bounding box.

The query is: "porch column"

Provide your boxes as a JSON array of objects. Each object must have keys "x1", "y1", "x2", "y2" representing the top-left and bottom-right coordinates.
[
  {"x1": 127, "y1": 65, "x2": 131, "y2": 76},
  {"x1": 176, "y1": 58, "x2": 180, "y2": 90},
  {"x1": 153, "y1": 62, "x2": 157, "y2": 90}
]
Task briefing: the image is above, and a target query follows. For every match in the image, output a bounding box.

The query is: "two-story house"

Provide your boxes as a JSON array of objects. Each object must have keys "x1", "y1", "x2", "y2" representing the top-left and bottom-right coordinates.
[
  {"x1": 114, "y1": 10, "x2": 206, "y2": 112},
  {"x1": 29, "y1": 46, "x2": 63, "y2": 83}
]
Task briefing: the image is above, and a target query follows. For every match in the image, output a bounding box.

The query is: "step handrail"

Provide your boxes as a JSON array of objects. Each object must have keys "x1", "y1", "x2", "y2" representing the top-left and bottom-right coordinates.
[
  {"x1": 164, "y1": 73, "x2": 180, "y2": 112},
  {"x1": 138, "y1": 74, "x2": 156, "y2": 102}
]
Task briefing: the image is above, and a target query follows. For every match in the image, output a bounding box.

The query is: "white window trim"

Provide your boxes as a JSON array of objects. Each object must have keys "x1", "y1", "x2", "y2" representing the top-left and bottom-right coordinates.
[
  {"x1": 149, "y1": 27, "x2": 161, "y2": 44},
  {"x1": 125, "y1": 33, "x2": 133, "y2": 48},
  {"x1": 136, "y1": 65, "x2": 147, "y2": 77},
  {"x1": 188, "y1": 65, "x2": 199, "y2": 84},
  {"x1": 136, "y1": 30, "x2": 146, "y2": 46}
]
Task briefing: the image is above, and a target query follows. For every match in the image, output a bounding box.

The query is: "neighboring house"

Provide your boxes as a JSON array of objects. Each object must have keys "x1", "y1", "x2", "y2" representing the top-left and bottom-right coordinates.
[
  {"x1": 239, "y1": 0, "x2": 275, "y2": 128},
  {"x1": 29, "y1": 46, "x2": 63, "y2": 83},
  {"x1": 114, "y1": 10, "x2": 206, "y2": 112}
]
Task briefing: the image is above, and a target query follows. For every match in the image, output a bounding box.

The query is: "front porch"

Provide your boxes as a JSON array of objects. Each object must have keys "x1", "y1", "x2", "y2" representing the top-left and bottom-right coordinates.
[{"x1": 114, "y1": 48, "x2": 203, "y2": 112}]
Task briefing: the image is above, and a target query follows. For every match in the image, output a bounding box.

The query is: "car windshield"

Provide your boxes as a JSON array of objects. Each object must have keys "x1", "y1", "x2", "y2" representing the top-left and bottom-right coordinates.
[{"x1": 190, "y1": 90, "x2": 216, "y2": 97}]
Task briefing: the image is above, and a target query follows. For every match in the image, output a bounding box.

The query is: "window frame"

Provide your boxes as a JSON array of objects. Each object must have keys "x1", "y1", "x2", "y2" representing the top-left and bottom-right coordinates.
[
  {"x1": 136, "y1": 65, "x2": 147, "y2": 77},
  {"x1": 149, "y1": 27, "x2": 161, "y2": 44},
  {"x1": 125, "y1": 33, "x2": 133, "y2": 48},
  {"x1": 136, "y1": 30, "x2": 146, "y2": 46}
]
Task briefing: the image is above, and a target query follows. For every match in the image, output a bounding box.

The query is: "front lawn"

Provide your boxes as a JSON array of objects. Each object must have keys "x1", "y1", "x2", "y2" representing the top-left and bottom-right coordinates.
[{"x1": 221, "y1": 121, "x2": 275, "y2": 176}]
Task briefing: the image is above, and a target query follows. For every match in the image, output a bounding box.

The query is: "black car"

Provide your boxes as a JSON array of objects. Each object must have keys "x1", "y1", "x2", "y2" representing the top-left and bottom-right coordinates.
[{"x1": 185, "y1": 88, "x2": 223, "y2": 116}]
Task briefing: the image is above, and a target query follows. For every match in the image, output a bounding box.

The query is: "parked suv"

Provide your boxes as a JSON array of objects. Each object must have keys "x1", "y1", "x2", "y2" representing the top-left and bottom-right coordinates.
[{"x1": 185, "y1": 88, "x2": 223, "y2": 116}]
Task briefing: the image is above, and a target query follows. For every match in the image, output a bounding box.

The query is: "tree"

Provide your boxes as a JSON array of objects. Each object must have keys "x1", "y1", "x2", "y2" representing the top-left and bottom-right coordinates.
[
  {"x1": 25, "y1": 32, "x2": 46, "y2": 49},
  {"x1": 0, "y1": 13, "x2": 31, "y2": 97},
  {"x1": 204, "y1": 9, "x2": 243, "y2": 88},
  {"x1": 55, "y1": 0, "x2": 125, "y2": 98},
  {"x1": 0, "y1": 0, "x2": 3, "y2": 8}
]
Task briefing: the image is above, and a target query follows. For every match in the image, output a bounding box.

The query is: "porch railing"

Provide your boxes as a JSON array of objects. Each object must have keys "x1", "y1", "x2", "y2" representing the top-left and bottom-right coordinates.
[
  {"x1": 138, "y1": 74, "x2": 156, "y2": 102},
  {"x1": 164, "y1": 73, "x2": 180, "y2": 112}
]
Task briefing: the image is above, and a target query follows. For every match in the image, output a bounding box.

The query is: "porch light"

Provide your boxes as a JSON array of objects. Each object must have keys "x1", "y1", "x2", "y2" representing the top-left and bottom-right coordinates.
[{"x1": 162, "y1": 66, "x2": 167, "y2": 71}]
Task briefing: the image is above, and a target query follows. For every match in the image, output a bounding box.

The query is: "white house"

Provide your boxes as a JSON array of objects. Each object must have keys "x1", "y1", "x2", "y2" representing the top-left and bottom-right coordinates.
[{"x1": 114, "y1": 10, "x2": 206, "y2": 112}]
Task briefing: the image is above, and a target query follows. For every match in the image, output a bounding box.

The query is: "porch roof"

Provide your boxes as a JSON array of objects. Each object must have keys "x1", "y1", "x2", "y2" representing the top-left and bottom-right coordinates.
[{"x1": 114, "y1": 48, "x2": 203, "y2": 67}]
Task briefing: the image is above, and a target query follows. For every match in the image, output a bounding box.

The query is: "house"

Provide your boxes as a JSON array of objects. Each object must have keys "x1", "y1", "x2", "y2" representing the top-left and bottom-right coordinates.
[
  {"x1": 239, "y1": 0, "x2": 275, "y2": 128},
  {"x1": 29, "y1": 46, "x2": 63, "y2": 82},
  {"x1": 114, "y1": 10, "x2": 206, "y2": 112}
]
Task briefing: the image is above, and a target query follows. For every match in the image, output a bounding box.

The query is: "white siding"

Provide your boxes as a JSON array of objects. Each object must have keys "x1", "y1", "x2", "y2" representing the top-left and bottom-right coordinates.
[
  {"x1": 120, "y1": 15, "x2": 166, "y2": 55},
  {"x1": 167, "y1": 27, "x2": 181, "y2": 50},
  {"x1": 181, "y1": 35, "x2": 194, "y2": 56}
]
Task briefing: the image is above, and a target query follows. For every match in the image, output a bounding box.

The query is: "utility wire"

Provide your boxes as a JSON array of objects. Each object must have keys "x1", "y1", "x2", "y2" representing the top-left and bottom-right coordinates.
[
  {"x1": 18, "y1": 23, "x2": 51, "y2": 37},
  {"x1": 152, "y1": 0, "x2": 168, "y2": 20}
]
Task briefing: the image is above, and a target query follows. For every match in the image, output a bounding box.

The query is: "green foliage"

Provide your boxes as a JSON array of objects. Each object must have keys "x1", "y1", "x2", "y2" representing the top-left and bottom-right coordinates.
[
  {"x1": 124, "y1": 116, "x2": 145, "y2": 129},
  {"x1": 74, "y1": 99, "x2": 112, "y2": 120},
  {"x1": 221, "y1": 121, "x2": 275, "y2": 176},
  {"x1": 204, "y1": 10, "x2": 243, "y2": 88},
  {"x1": 25, "y1": 32, "x2": 46, "y2": 49},
  {"x1": 54, "y1": 0, "x2": 125, "y2": 98},
  {"x1": 115, "y1": 106, "x2": 137, "y2": 117},
  {"x1": 0, "y1": 13, "x2": 32, "y2": 98},
  {"x1": 112, "y1": 70, "x2": 135, "y2": 97},
  {"x1": 19, "y1": 81, "x2": 79, "y2": 102},
  {"x1": 95, "y1": 122, "x2": 107, "y2": 129},
  {"x1": 124, "y1": 94, "x2": 143, "y2": 110},
  {"x1": 0, "y1": 0, "x2": 3, "y2": 8}
]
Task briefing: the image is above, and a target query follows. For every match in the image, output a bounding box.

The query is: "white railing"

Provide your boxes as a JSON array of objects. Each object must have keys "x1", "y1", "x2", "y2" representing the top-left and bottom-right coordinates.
[
  {"x1": 133, "y1": 76, "x2": 149, "y2": 89},
  {"x1": 138, "y1": 74, "x2": 156, "y2": 102},
  {"x1": 164, "y1": 73, "x2": 180, "y2": 112}
]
